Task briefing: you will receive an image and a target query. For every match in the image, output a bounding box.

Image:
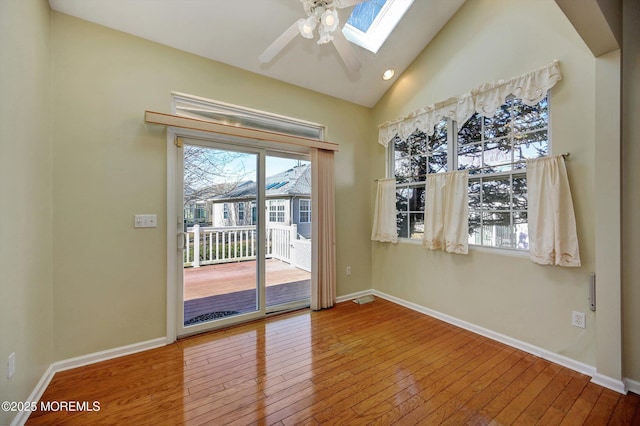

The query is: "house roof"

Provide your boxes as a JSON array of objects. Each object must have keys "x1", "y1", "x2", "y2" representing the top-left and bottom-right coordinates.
[{"x1": 211, "y1": 164, "x2": 311, "y2": 202}]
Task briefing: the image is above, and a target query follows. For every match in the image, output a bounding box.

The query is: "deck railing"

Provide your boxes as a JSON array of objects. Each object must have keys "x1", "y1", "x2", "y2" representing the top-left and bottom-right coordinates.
[{"x1": 184, "y1": 224, "x2": 299, "y2": 268}]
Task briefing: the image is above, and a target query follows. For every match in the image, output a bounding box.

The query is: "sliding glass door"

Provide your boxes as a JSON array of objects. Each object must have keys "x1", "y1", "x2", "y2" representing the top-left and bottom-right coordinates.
[
  {"x1": 176, "y1": 140, "x2": 311, "y2": 336},
  {"x1": 264, "y1": 155, "x2": 311, "y2": 313},
  {"x1": 178, "y1": 141, "x2": 263, "y2": 335}
]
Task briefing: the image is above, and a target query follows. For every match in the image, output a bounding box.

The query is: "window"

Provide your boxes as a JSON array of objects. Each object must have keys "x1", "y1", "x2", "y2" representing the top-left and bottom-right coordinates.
[
  {"x1": 268, "y1": 200, "x2": 286, "y2": 223},
  {"x1": 195, "y1": 206, "x2": 206, "y2": 223},
  {"x1": 390, "y1": 95, "x2": 549, "y2": 249},
  {"x1": 238, "y1": 203, "x2": 245, "y2": 221},
  {"x1": 223, "y1": 203, "x2": 229, "y2": 220},
  {"x1": 251, "y1": 201, "x2": 257, "y2": 224},
  {"x1": 299, "y1": 199, "x2": 311, "y2": 223},
  {"x1": 394, "y1": 119, "x2": 448, "y2": 239},
  {"x1": 461, "y1": 96, "x2": 548, "y2": 249}
]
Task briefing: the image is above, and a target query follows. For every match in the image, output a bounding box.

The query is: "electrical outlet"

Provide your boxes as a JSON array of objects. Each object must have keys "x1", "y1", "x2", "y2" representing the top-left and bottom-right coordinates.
[
  {"x1": 346, "y1": 266, "x2": 352, "y2": 276},
  {"x1": 572, "y1": 311, "x2": 586, "y2": 328},
  {"x1": 7, "y1": 352, "x2": 15, "y2": 379}
]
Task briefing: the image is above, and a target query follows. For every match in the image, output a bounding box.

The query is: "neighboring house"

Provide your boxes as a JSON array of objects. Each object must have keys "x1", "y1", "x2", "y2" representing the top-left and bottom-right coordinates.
[
  {"x1": 183, "y1": 183, "x2": 231, "y2": 227},
  {"x1": 208, "y1": 164, "x2": 312, "y2": 238}
]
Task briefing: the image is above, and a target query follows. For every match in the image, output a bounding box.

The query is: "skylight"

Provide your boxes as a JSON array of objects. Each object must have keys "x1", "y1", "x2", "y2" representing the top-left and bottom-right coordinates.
[
  {"x1": 342, "y1": 0, "x2": 414, "y2": 54},
  {"x1": 346, "y1": 0, "x2": 386, "y2": 32}
]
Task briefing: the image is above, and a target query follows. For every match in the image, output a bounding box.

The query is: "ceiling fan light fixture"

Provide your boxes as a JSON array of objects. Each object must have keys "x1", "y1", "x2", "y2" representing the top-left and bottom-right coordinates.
[
  {"x1": 320, "y1": 8, "x2": 339, "y2": 32},
  {"x1": 298, "y1": 17, "x2": 317, "y2": 39},
  {"x1": 317, "y1": 26, "x2": 334, "y2": 44},
  {"x1": 382, "y1": 68, "x2": 395, "y2": 80}
]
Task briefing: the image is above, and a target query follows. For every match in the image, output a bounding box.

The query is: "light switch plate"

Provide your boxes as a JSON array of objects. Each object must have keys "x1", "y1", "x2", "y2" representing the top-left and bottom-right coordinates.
[{"x1": 134, "y1": 214, "x2": 157, "y2": 228}]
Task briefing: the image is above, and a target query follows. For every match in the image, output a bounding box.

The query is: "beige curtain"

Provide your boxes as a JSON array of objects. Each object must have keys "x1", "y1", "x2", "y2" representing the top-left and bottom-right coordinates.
[
  {"x1": 527, "y1": 155, "x2": 581, "y2": 267},
  {"x1": 422, "y1": 170, "x2": 469, "y2": 254},
  {"x1": 311, "y1": 149, "x2": 336, "y2": 310},
  {"x1": 371, "y1": 178, "x2": 398, "y2": 243}
]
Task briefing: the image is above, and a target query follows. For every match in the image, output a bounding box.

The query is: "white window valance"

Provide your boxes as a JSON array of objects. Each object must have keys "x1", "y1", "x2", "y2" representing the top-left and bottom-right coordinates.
[{"x1": 378, "y1": 60, "x2": 562, "y2": 147}]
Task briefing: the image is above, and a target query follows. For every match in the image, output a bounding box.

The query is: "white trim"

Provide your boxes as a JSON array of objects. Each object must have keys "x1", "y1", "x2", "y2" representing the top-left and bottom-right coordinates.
[
  {"x1": 393, "y1": 237, "x2": 530, "y2": 258},
  {"x1": 166, "y1": 129, "x2": 178, "y2": 344},
  {"x1": 625, "y1": 378, "x2": 640, "y2": 395},
  {"x1": 468, "y1": 245, "x2": 530, "y2": 258},
  {"x1": 9, "y1": 364, "x2": 55, "y2": 426},
  {"x1": 591, "y1": 373, "x2": 628, "y2": 395},
  {"x1": 336, "y1": 290, "x2": 373, "y2": 304},
  {"x1": 171, "y1": 91, "x2": 326, "y2": 140},
  {"x1": 53, "y1": 338, "x2": 166, "y2": 372},
  {"x1": 145, "y1": 111, "x2": 339, "y2": 152}
]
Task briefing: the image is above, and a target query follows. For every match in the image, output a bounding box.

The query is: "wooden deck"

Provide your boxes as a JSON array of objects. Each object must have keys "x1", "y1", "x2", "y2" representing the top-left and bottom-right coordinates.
[
  {"x1": 183, "y1": 258, "x2": 310, "y2": 300},
  {"x1": 183, "y1": 259, "x2": 311, "y2": 324},
  {"x1": 28, "y1": 298, "x2": 640, "y2": 425}
]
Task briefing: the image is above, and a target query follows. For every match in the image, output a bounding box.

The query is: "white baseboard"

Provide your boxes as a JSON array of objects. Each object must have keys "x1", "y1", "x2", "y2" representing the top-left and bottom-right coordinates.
[
  {"x1": 53, "y1": 337, "x2": 166, "y2": 372},
  {"x1": 591, "y1": 373, "x2": 627, "y2": 394},
  {"x1": 10, "y1": 337, "x2": 166, "y2": 426},
  {"x1": 336, "y1": 290, "x2": 372, "y2": 304},
  {"x1": 625, "y1": 378, "x2": 640, "y2": 395},
  {"x1": 9, "y1": 364, "x2": 56, "y2": 426}
]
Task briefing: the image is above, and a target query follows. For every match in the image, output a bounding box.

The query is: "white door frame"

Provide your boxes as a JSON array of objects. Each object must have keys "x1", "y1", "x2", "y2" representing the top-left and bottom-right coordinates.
[{"x1": 166, "y1": 128, "x2": 313, "y2": 342}]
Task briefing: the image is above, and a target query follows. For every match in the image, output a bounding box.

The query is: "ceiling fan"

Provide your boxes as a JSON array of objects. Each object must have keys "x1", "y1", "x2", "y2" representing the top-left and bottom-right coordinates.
[{"x1": 259, "y1": 0, "x2": 366, "y2": 73}]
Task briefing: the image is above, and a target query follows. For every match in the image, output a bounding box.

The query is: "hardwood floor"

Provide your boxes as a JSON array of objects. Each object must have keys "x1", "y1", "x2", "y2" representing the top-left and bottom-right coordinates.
[{"x1": 27, "y1": 299, "x2": 640, "y2": 425}]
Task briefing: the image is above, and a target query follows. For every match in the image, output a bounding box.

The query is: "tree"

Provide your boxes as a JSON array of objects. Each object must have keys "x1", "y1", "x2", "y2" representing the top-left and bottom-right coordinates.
[{"x1": 183, "y1": 146, "x2": 252, "y2": 207}]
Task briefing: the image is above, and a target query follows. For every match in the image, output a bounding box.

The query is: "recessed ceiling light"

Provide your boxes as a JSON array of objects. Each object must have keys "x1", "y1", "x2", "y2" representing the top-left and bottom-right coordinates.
[{"x1": 382, "y1": 68, "x2": 395, "y2": 80}]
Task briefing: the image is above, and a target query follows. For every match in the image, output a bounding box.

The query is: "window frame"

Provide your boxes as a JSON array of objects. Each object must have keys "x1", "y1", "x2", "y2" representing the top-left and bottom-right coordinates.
[
  {"x1": 387, "y1": 94, "x2": 551, "y2": 252},
  {"x1": 238, "y1": 202, "x2": 245, "y2": 221},
  {"x1": 267, "y1": 199, "x2": 286, "y2": 223},
  {"x1": 299, "y1": 199, "x2": 311, "y2": 223}
]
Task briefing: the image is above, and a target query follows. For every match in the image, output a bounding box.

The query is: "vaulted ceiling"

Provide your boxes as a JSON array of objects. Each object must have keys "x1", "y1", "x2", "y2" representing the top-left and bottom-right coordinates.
[{"x1": 48, "y1": 0, "x2": 466, "y2": 107}]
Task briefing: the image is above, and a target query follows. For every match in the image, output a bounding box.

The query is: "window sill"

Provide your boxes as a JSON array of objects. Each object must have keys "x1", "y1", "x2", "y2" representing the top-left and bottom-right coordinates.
[
  {"x1": 468, "y1": 245, "x2": 529, "y2": 258},
  {"x1": 394, "y1": 238, "x2": 530, "y2": 258}
]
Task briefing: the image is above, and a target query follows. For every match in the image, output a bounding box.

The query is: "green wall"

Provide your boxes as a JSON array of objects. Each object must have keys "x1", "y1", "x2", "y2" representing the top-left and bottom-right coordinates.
[
  {"x1": 371, "y1": 0, "x2": 601, "y2": 367},
  {"x1": 0, "y1": 1, "x2": 53, "y2": 425},
  {"x1": 50, "y1": 12, "x2": 373, "y2": 360}
]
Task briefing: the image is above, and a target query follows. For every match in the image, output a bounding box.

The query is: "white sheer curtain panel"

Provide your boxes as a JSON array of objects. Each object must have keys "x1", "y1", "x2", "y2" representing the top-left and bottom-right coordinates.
[
  {"x1": 423, "y1": 170, "x2": 469, "y2": 254},
  {"x1": 311, "y1": 148, "x2": 336, "y2": 310},
  {"x1": 527, "y1": 155, "x2": 581, "y2": 267},
  {"x1": 371, "y1": 178, "x2": 398, "y2": 243}
]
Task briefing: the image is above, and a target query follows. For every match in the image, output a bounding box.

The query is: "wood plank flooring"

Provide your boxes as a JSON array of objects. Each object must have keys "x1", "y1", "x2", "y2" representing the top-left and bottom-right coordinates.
[{"x1": 27, "y1": 299, "x2": 640, "y2": 425}]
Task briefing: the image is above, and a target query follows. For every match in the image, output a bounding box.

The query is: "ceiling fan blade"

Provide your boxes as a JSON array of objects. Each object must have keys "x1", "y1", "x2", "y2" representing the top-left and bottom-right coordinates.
[
  {"x1": 331, "y1": 29, "x2": 361, "y2": 73},
  {"x1": 259, "y1": 20, "x2": 301, "y2": 64},
  {"x1": 334, "y1": 0, "x2": 366, "y2": 8}
]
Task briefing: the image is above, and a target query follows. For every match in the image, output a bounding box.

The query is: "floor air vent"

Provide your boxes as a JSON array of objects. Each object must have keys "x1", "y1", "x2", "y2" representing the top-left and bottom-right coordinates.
[{"x1": 353, "y1": 295, "x2": 375, "y2": 305}]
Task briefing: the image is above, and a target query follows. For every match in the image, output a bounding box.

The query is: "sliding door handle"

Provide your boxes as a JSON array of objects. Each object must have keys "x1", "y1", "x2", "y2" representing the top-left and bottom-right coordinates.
[{"x1": 177, "y1": 232, "x2": 186, "y2": 251}]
